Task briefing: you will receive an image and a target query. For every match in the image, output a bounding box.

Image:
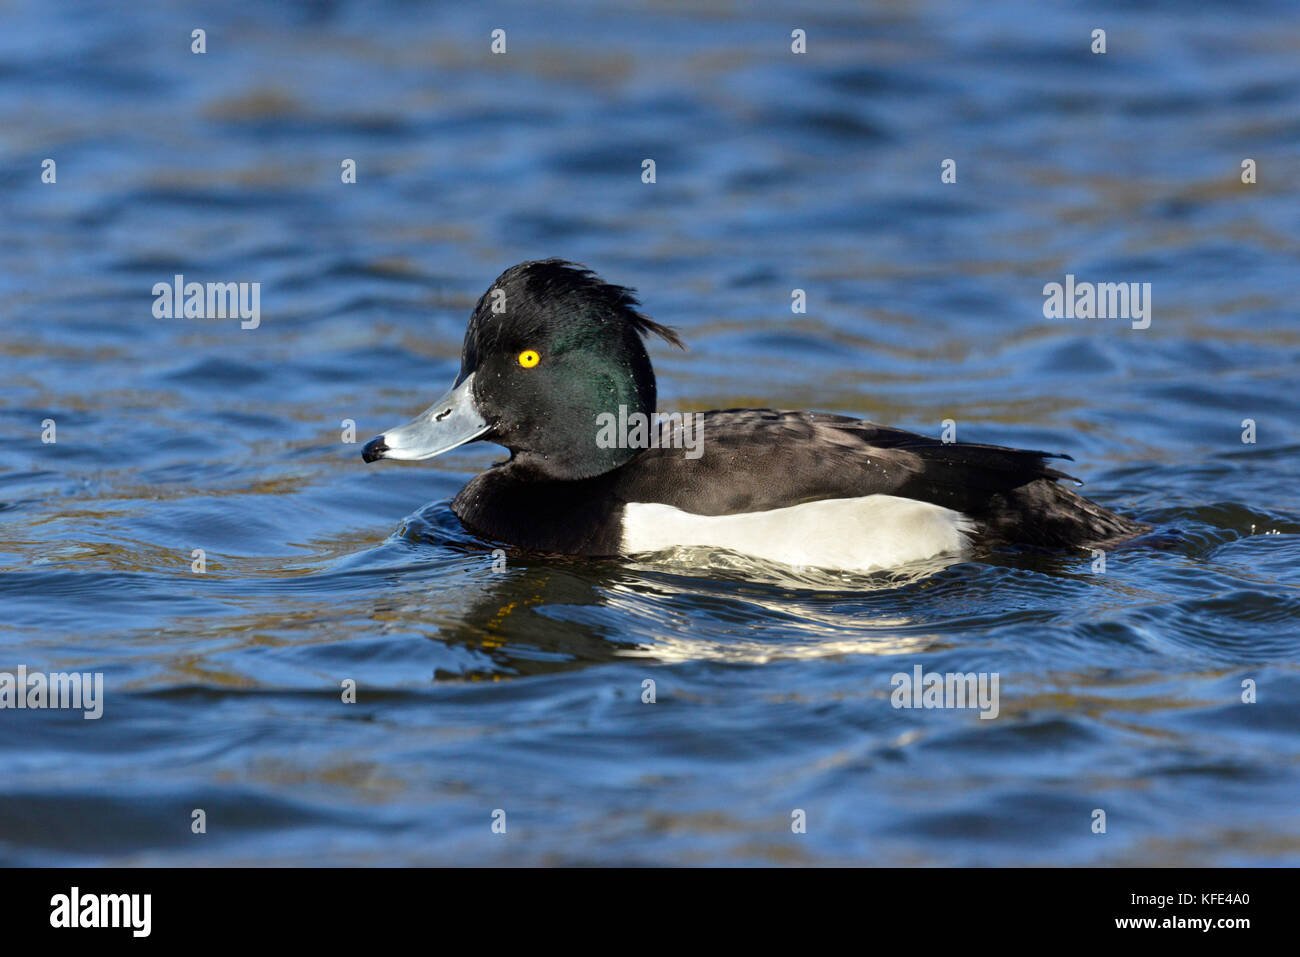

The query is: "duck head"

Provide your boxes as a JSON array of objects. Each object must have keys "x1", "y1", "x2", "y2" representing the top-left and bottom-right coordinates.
[{"x1": 362, "y1": 259, "x2": 682, "y2": 480}]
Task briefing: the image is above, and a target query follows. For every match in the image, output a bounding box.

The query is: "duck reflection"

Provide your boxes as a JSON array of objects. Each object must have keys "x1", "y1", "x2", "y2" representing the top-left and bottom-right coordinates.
[{"x1": 428, "y1": 556, "x2": 646, "y2": 679}]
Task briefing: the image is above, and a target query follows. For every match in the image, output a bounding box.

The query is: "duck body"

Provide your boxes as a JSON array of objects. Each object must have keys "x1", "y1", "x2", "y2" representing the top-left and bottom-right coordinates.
[
  {"x1": 364, "y1": 260, "x2": 1148, "y2": 571},
  {"x1": 451, "y1": 409, "x2": 1146, "y2": 570}
]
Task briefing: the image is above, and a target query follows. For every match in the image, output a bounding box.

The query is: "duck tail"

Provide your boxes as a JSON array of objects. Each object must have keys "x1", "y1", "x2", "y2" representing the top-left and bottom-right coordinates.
[{"x1": 972, "y1": 478, "x2": 1151, "y2": 549}]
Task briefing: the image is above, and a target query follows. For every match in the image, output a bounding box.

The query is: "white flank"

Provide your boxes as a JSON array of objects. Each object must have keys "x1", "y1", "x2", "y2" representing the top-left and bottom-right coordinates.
[{"x1": 620, "y1": 494, "x2": 975, "y2": 572}]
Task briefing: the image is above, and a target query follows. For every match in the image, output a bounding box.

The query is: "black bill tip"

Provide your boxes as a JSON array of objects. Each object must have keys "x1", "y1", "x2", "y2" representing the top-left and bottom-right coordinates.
[{"x1": 361, "y1": 436, "x2": 389, "y2": 463}]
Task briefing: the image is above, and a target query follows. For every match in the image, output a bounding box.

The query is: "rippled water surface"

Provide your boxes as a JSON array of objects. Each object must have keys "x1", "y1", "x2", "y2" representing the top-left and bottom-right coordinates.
[{"x1": 2, "y1": 0, "x2": 1299, "y2": 865}]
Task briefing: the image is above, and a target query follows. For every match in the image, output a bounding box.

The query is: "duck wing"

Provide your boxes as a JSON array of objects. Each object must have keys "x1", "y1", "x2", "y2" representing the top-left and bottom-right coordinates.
[{"x1": 614, "y1": 408, "x2": 1073, "y2": 517}]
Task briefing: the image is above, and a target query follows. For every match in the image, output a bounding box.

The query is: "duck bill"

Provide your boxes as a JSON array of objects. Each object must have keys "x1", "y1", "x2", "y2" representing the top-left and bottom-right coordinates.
[{"x1": 362, "y1": 373, "x2": 490, "y2": 462}]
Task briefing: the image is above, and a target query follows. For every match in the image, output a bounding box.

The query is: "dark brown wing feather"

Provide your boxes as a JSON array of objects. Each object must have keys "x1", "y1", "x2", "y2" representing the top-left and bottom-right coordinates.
[{"x1": 610, "y1": 409, "x2": 1147, "y2": 548}]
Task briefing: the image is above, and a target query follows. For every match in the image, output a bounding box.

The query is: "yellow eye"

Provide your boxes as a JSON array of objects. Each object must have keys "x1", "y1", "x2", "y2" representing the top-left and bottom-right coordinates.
[{"x1": 518, "y1": 349, "x2": 540, "y2": 368}]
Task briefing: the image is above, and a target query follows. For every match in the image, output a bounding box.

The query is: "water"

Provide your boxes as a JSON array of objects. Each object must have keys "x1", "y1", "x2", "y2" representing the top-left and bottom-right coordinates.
[{"x1": 2, "y1": 0, "x2": 1298, "y2": 865}]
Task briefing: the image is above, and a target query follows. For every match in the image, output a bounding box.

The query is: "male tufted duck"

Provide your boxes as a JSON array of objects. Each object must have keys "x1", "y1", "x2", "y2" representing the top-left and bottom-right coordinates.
[{"x1": 362, "y1": 260, "x2": 1149, "y2": 571}]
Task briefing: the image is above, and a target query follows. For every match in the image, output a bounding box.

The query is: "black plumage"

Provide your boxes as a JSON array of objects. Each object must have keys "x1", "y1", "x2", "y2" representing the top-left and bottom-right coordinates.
[
  {"x1": 366, "y1": 259, "x2": 1151, "y2": 563},
  {"x1": 452, "y1": 409, "x2": 1149, "y2": 555}
]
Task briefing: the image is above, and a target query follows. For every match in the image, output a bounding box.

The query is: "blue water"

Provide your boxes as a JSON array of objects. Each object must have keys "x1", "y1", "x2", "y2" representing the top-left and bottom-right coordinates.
[{"x1": 2, "y1": 0, "x2": 1299, "y2": 865}]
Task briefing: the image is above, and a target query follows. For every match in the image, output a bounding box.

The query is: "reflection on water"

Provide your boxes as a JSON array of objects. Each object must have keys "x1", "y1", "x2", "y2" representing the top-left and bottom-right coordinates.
[{"x1": 1, "y1": 0, "x2": 1299, "y2": 864}]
